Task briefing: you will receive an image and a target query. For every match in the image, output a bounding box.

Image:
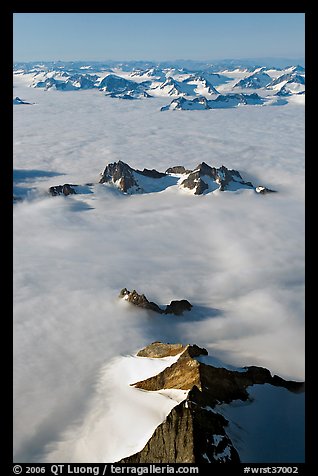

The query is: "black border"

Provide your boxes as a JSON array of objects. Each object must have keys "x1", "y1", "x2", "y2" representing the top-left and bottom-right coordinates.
[{"x1": 8, "y1": 6, "x2": 310, "y2": 471}]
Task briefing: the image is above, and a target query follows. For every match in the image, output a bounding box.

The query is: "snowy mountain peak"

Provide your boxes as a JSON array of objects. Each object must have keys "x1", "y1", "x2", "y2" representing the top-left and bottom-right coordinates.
[
  {"x1": 117, "y1": 341, "x2": 304, "y2": 463},
  {"x1": 99, "y1": 160, "x2": 138, "y2": 193},
  {"x1": 180, "y1": 162, "x2": 254, "y2": 194},
  {"x1": 98, "y1": 160, "x2": 272, "y2": 196},
  {"x1": 233, "y1": 70, "x2": 272, "y2": 89}
]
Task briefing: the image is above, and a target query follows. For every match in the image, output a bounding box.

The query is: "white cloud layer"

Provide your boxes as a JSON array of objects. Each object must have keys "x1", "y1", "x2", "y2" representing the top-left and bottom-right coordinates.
[{"x1": 13, "y1": 76, "x2": 304, "y2": 462}]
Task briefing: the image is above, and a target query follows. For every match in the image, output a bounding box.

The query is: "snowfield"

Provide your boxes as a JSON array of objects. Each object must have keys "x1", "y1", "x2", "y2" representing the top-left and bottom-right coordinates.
[
  {"x1": 216, "y1": 384, "x2": 305, "y2": 463},
  {"x1": 13, "y1": 70, "x2": 304, "y2": 463}
]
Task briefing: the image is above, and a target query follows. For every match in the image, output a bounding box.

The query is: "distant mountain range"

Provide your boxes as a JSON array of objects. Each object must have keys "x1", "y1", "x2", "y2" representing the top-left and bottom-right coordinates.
[
  {"x1": 13, "y1": 60, "x2": 305, "y2": 110},
  {"x1": 13, "y1": 58, "x2": 305, "y2": 72}
]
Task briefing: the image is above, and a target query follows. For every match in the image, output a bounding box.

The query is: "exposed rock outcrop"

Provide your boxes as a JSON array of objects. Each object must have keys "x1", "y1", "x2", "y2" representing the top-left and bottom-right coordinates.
[
  {"x1": 116, "y1": 341, "x2": 304, "y2": 463},
  {"x1": 40, "y1": 161, "x2": 276, "y2": 201},
  {"x1": 119, "y1": 288, "x2": 163, "y2": 314},
  {"x1": 180, "y1": 162, "x2": 254, "y2": 195},
  {"x1": 120, "y1": 398, "x2": 240, "y2": 463},
  {"x1": 136, "y1": 168, "x2": 167, "y2": 178},
  {"x1": 49, "y1": 184, "x2": 77, "y2": 196},
  {"x1": 99, "y1": 160, "x2": 262, "y2": 196},
  {"x1": 119, "y1": 288, "x2": 193, "y2": 316},
  {"x1": 136, "y1": 342, "x2": 186, "y2": 358},
  {"x1": 99, "y1": 161, "x2": 140, "y2": 193},
  {"x1": 164, "y1": 299, "x2": 193, "y2": 315},
  {"x1": 165, "y1": 165, "x2": 192, "y2": 174},
  {"x1": 133, "y1": 342, "x2": 304, "y2": 400}
]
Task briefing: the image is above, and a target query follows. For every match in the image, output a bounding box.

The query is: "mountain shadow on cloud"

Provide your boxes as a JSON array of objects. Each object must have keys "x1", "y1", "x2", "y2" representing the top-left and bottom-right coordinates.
[
  {"x1": 67, "y1": 200, "x2": 95, "y2": 212},
  {"x1": 141, "y1": 306, "x2": 223, "y2": 351},
  {"x1": 166, "y1": 303, "x2": 223, "y2": 323},
  {"x1": 120, "y1": 294, "x2": 223, "y2": 349},
  {"x1": 14, "y1": 381, "x2": 96, "y2": 463},
  {"x1": 118, "y1": 289, "x2": 222, "y2": 322},
  {"x1": 13, "y1": 169, "x2": 66, "y2": 200},
  {"x1": 13, "y1": 169, "x2": 65, "y2": 182}
]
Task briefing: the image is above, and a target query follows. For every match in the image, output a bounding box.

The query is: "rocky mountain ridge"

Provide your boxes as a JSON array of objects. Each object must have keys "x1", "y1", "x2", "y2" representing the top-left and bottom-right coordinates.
[
  {"x1": 116, "y1": 342, "x2": 304, "y2": 463},
  {"x1": 98, "y1": 160, "x2": 275, "y2": 195},
  {"x1": 119, "y1": 288, "x2": 193, "y2": 315},
  {"x1": 14, "y1": 160, "x2": 276, "y2": 202}
]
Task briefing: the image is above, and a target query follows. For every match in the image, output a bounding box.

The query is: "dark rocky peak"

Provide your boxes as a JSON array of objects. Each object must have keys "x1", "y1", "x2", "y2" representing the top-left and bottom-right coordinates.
[
  {"x1": 180, "y1": 175, "x2": 208, "y2": 196},
  {"x1": 98, "y1": 160, "x2": 273, "y2": 196},
  {"x1": 118, "y1": 341, "x2": 304, "y2": 463},
  {"x1": 99, "y1": 161, "x2": 172, "y2": 193},
  {"x1": 179, "y1": 162, "x2": 216, "y2": 195},
  {"x1": 99, "y1": 160, "x2": 139, "y2": 193},
  {"x1": 119, "y1": 288, "x2": 163, "y2": 314},
  {"x1": 135, "y1": 168, "x2": 166, "y2": 178},
  {"x1": 49, "y1": 184, "x2": 77, "y2": 196},
  {"x1": 164, "y1": 299, "x2": 193, "y2": 315},
  {"x1": 119, "y1": 288, "x2": 193, "y2": 316},
  {"x1": 214, "y1": 165, "x2": 253, "y2": 190},
  {"x1": 193, "y1": 161, "x2": 217, "y2": 176},
  {"x1": 180, "y1": 163, "x2": 253, "y2": 194},
  {"x1": 101, "y1": 160, "x2": 134, "y2": 180},
  {"x1": 131, "y1": 344, "x2": 304, "y2": 403},
  {"x1": 165, "y1": 165, "x2": 192, "y2": 174}
]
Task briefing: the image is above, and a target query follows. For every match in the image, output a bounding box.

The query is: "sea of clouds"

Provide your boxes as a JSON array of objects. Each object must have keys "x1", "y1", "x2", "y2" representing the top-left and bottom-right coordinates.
[{"x1": 13, "y1": 76, "x2": 304, "y2": 462}]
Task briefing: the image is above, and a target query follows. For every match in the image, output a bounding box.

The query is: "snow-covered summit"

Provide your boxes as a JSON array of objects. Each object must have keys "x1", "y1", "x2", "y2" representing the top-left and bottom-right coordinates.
[
  {"x1": 233, "y1": 70, "x2": 272, "y2": 89},
  {"x1": 183, "y1": 74, "x2": 219, "y2": 95},
  {"x1": 150, "y1": 76, "x2": 194, "y2": 97},
  {"x1": 98, "y1": 160, "x2": 273, "y2": 196}
]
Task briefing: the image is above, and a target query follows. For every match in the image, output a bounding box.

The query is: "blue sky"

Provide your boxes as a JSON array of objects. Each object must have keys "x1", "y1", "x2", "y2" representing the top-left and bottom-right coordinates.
[{"x1": 13, "y1": 13, "x2": 305, "y2": 62}]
